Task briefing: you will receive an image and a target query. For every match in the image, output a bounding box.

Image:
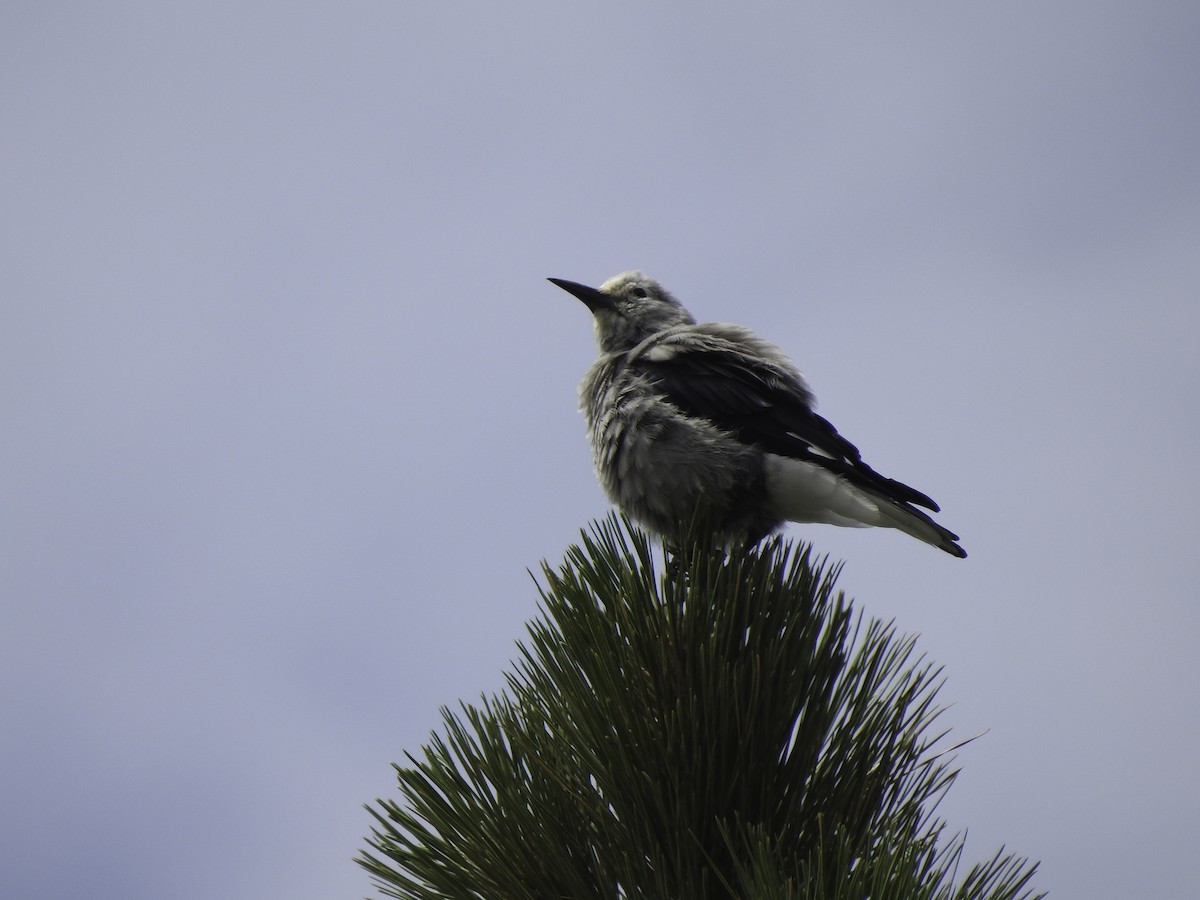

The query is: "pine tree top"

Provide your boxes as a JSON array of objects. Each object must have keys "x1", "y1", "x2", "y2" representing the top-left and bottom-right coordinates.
[{"x1": 359, "y1": 515, "x2": 1041, "y2": 900}]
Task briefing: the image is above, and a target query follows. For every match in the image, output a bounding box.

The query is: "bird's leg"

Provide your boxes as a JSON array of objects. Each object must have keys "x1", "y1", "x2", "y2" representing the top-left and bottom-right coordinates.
[{"x1": 662, "y1": 540, "x2": 729, "y2": 585}]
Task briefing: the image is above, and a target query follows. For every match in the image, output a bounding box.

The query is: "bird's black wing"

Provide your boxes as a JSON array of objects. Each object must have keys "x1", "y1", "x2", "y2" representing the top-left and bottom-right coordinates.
[{"x1": 634, "y1": 336, "x2": 942, "y2": 512}]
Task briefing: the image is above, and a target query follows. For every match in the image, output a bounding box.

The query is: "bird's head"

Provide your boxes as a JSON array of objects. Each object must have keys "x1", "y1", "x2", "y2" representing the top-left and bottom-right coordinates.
[{"x1": 549, "y1": 271, "x2": 696, "y2": 353}]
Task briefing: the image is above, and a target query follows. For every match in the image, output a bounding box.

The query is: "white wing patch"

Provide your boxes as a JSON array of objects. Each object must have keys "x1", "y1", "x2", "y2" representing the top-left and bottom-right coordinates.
[{"x1": 643, "y1": 343, "x2": 681, "y2": 363}]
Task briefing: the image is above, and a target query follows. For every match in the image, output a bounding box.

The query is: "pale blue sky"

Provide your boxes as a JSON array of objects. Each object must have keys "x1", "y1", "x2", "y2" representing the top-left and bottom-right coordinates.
[{"x1": 2, "y1": 4, "x2": 1198, "y2": 898}]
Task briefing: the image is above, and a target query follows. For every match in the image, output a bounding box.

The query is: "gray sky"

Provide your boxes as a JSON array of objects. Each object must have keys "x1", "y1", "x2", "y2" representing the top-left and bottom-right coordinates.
[{"x1": 2, "y1": 3, "x2": 1197, "y2": 898}]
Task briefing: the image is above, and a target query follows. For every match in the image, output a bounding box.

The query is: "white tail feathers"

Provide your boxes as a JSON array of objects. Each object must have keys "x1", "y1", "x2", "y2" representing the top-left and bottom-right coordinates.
[
  {"x1": 870, "y1": 493, "x2": 964, "y2": 556},
  {"x1": 764, "y1": 455, "x2": 965, "y2": 556},
  {"x1": 764, "y1": 455, "x2": 878, "y2": 528}
]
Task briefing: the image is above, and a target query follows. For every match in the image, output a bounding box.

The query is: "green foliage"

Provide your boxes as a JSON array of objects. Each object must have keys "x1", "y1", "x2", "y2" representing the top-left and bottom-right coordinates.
[{"x1": 359, "y1": 514, "x2": 1041, "y2": 900}]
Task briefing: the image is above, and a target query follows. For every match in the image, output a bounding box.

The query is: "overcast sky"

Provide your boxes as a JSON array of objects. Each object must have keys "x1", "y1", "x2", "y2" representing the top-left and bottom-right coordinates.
[{"x1": 2, "y1": 4, "x2": 1198, "y2": 899}]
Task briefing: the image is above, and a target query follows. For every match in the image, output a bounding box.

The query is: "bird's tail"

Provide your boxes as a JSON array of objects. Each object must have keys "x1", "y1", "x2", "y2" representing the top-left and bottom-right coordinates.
[
  {"x1": 765, "y1": 456, "x2": 967, "y2": 558},
  {"x1": 869, "y1": 494, "x2": 967, "y2": 558}
]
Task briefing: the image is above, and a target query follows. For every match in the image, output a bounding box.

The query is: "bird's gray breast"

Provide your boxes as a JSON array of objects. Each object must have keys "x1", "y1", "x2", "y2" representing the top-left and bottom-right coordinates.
[{"x1": 579, "y1": 356, "x2": 771, "y2": 539}]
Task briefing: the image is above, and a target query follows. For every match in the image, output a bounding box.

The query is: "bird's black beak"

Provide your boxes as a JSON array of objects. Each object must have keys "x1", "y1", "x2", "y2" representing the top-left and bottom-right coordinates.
[{"x1": 548, "y1": 277, "x2": 615, "y2": 313}]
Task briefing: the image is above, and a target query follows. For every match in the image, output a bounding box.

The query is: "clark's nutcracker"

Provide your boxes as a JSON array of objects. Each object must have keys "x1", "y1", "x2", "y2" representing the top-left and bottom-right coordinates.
[{"x1": 550, "y1": 271, "x2": 966, "y2": 557}]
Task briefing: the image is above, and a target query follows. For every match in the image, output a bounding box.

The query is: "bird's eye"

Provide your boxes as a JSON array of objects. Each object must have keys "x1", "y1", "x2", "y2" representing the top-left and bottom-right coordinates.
[{"x1": 629, "y1": 286, "x2": 649, "y2": 299}]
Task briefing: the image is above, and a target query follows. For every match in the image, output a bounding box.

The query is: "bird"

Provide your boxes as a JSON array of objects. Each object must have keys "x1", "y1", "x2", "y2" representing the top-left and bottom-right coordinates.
[{"x1": 549, "y1": 271, "x2": 966, "y2": 558}]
